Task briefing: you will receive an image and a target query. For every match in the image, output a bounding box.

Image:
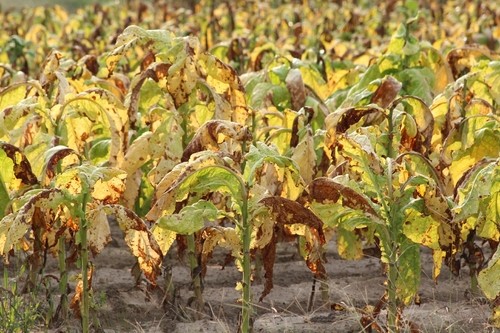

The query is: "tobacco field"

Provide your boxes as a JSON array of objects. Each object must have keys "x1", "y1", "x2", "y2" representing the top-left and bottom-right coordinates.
[{"x1": 0, "y1": 0, "x2": 499, "y2": 332}]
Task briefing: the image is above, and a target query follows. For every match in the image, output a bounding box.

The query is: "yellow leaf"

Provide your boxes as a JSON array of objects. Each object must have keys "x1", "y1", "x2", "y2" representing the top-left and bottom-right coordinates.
[
  {"x1": 291, "y1": 127, "x2": 316, "y2": 184},
  {"x1": 87, "y1": 207, "x2": 111, "y2": 256}
]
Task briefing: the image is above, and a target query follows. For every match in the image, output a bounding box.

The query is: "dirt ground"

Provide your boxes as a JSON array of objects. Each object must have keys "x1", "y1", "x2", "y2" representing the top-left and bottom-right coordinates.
[{"x1": 25, "y1": 222, "x2": 496, "y2": 333}]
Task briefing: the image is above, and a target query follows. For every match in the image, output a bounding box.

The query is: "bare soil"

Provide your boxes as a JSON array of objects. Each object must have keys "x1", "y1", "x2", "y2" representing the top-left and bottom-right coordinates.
[{"x1": 23, "y1": 223, "x2": 496, "y2": 332}]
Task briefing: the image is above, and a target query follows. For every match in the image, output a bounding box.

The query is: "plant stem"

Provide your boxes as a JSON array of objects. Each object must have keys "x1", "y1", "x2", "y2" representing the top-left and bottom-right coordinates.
[
  {"x1": 79, "y1": 191, "x2": 90, "y2": 333},
  {"x1": 187, "y1": 233, "x2": 204, "y2": 319},
  {"x1": 240, "y1": 186, "x2": 251, "y2": 333},
  {"x1": 386, "y1": 242, "x2": 399, "y2": 332},
  {"x1": 58, "y1": 235, "x2": 68, "y2": 321}
]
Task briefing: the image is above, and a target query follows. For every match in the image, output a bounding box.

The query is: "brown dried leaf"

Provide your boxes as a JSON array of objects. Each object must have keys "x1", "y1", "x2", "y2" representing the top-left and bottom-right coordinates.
[
  {"x1": 106, "y1": 205, "x2": 162, "y2": 284},
  {"x1": 69, "y1": 264, "x2": 94, "y2": 319},
  {"x1": 259, "y1": 232, "x2": 277, "y2": 302},
  {"x1": 200, "y1": 227, "x2": 239, "y2": 278},
  {"x1": 446, "y1": 47, "x2": 493, "y2": 80},
  {"x1": 286, "y1": 68, "x2": 307, "y2": 111},
  {"x1": 0, "y1": 142, "x2": 38, "y2": 186},
  {"x1": 260, "y1": 196, "x2": 327, "y2": 280},
  {"x1": 181, "y1": 120, "x2": 251, "y2": 162},
  {"x1": 308, "y1": 177, "x2": 379, "y2": 217},
  {"x1": 260, "y1": 196, "x2": 325, "y2": 243},
  {"x1": 2, "y1": 189, "x2": 64, "y2": 255},
  {"x1": 370, "y1": 76, "x2": 402, "y2": 109}
]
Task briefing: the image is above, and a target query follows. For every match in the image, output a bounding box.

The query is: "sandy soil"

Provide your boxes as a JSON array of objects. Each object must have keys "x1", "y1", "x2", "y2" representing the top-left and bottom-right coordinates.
[{"x1": 23, "y1": 222, "x2": 496, "y2": 333}]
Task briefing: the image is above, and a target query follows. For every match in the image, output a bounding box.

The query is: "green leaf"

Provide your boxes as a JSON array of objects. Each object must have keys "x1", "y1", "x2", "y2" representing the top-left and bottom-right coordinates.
[
  {"x1": 157, "y1": 200, "x2": 222, "y2": 235},
  {"x1": 395, "y1": 68, "x2": 435, "y2": 105},
  {"x1": 478, "y1": 245, "x2": 500, "y2": 301},
  {"x1": 396, "y1": 236, "x2": 421, "y2": 305},
  {"x1": 176, "y1": 166, "x2": 243, "y2": 207}
]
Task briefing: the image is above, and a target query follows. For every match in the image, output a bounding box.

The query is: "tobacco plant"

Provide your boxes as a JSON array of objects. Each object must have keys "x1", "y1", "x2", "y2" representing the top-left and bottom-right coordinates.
[{"x1": 0, "y1": 1, "x2": 499, "y2": 332}]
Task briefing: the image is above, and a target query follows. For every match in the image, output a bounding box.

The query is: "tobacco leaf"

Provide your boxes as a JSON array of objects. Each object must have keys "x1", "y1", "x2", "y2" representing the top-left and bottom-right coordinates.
[
  {"x1": 308, "y1": 177, "x2": 378, "y2": 217},
  {"x1": 290, "y1": 126, "x2": 316, "y2": 184},
  {"x1": 446, "y1": 47, "x2": 493, "y2": 80},
  {"x1": 260, "y1": 196, "x2": 326, "y2": 283},
  {"x1": 260, "y1": 196, "x2": 325, "y2": 242},
  {"x1": 42, "y1": 145, "x2": 80, "y2": 184},
  {"x1": 146, "y1": 151, "x2": 229, "y2": 221},
  {"x1": 69, "y1": 264, "x2": 94, "y2": 319},
  {"x1": 86, "y1": 206, "x2": 111, "y2": 256},
  {"x1": 1, "y1": 189, "x2": 65, "y2": 256},
  {"x1": 200, "y1": 226, "x2": 240, "y2": 278},
  {"x1": 0, "y1": 142, "x2": 38, "y2": 186},
  {"x1": 182, "y1": 120, "x2": 251, "y2": 162},
  {"x1": 156, "y1": 200, "x2": 221, "y2": 235},
  {"x1": 370, "y1": 75, "x2": 402, "y2": 109},
  {"x1": 244, "y1": 142, "x2": 304, "y2": 200},
  {"x1": 259, "y1": 231, "x2": 277, "y2": 301},
  {"x1": 104, "y1": 205, "x2": 162, "y2": 284},
  {"x1": 394, "y1": 96, "x2": 434, "y2": 155},
  {"x1": 285, "y1": 68, "x2": 306, "y2": 111}
]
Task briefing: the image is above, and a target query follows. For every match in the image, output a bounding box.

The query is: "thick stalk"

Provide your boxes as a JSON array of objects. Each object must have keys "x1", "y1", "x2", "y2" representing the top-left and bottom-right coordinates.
[
  {"x1": 386, "y1": 242, "x2": 399, "y2": 332},
  {"x1": 58, "y1": 235, "x2": 68, "y2": 321},
  {"x1": 187, "y1": 233, "x2": 204, "y2": 319},
  {"x1": 79, "y1": 191, "x2": 90, "y2": 333},
  {"x1": 240, "y1": 187, "x2": 251, "y2": 333}
]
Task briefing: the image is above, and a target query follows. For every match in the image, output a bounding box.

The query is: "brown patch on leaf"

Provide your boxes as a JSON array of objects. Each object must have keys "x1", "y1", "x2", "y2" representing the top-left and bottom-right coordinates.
[
  {"x1": 260, "y1": 196, "x2": 327, "y2": 286},
  {"x1": 141, "y1": 50, "x2": 156, "y2": 71},
  {"x1": 181, "y1": 120, "x2": 251, "y2": 162},
  {"x1": 0, "y1": 142, "x2": 38, "y2": 186},
  {"x1": 44, "y1": 146, "x2": 79, "y2": 182},
  {"x1": 308, "y1": 177, "x2": 379, "y2": 217},
  {"x1": 335, "y1": 107, "x2": 384, "y2": 134},
  {"x1": 109, "y1": 205, "x2": 163, "y2": 285}
]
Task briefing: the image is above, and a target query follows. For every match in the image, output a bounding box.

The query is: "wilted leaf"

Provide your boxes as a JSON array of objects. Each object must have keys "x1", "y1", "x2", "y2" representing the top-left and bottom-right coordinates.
[
  {"x1": 87, "y1": 206, "x2": 111, "y2": 256},
  {"x1": 286, "y1": 68, "x2": 306, "y2": 110},
  {"x1": 2, "y1": 189, "x2": 65, "y2": 255},
  {"x1": 156, "y1": 200, "x2": 221, "y2": 235},
  {"x1": 0, "y1": 142, "x2": 38, "y2": 186},
  {"x1": 478, "y1": 245, "x2": 500, "y2": 301},
  {"x1": 260, "y1": 196, "x2": 326, "y2": 283},
  {"x1": 200, "y1": 226, "x2": 240, "y2": 277},
  {"x1": 291, "y1": 126, "x2": 316, "y2": 184},
  {"x1": 308, "y1": 177, "x2": 379, "y2": 217},
  {"x1": 182, "y1": 120, "x2": 251, "y2": 162},
  {"x1": 370, "y1": 76, "x2": 402, "y2": 109},
  {"x1": 42, "y1": 145, "x2": 80, "y2": 184},
  {"x1": 70, "y1": 265, "x2": 94, "y2": 319},
  {"x1": 105, "y1": 205, "x2": 163, "y2": 284}
]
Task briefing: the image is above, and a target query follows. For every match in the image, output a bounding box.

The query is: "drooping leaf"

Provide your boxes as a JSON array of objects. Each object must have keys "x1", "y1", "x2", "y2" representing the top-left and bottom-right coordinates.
[
  {"x1": 42, "y1": 145, "x2": 80, "y2": 184},
  {"x1": 291, "y1": 126, "x2": 316, "y2": 184},
  {"x1": 1, "y1": 188, "x2": 65, "y2": 256},
  {"x1": 370, "y1": 75, "x2": 402, "y2": 109},
  {"x1": 0, "y1": 142, "x2": 38, "y2": 187},
  {"x1": 396, "y1": 236, "x2": 421, "y2": 305},
  {"x1": 182, "y1": 120, "x2": 251, "y2": 162},
  {"x1": 104, "y1": 204, "x2": 162, "y2": 284},
  {"x1": 69, "y1": 264, "x2": 94, "y2": 319},
  {"x1": 86, "y1": 206, "x2": 111, "y2": 256},
  {"x1": 200, "y1": 226, "x2": 240, "y2": 277},
  {"x1": 260, "y1": 195, "x2": 326, "y2": 284},
  {"x1": 308, "y1": 177, "x2": 379, "y2": 218},
  {"x1": 286, "y1": 68, "x2": 307, "y2": 111},
  {"x1": 156, "y1": 200, "x2": 222, "y2": 235}
]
